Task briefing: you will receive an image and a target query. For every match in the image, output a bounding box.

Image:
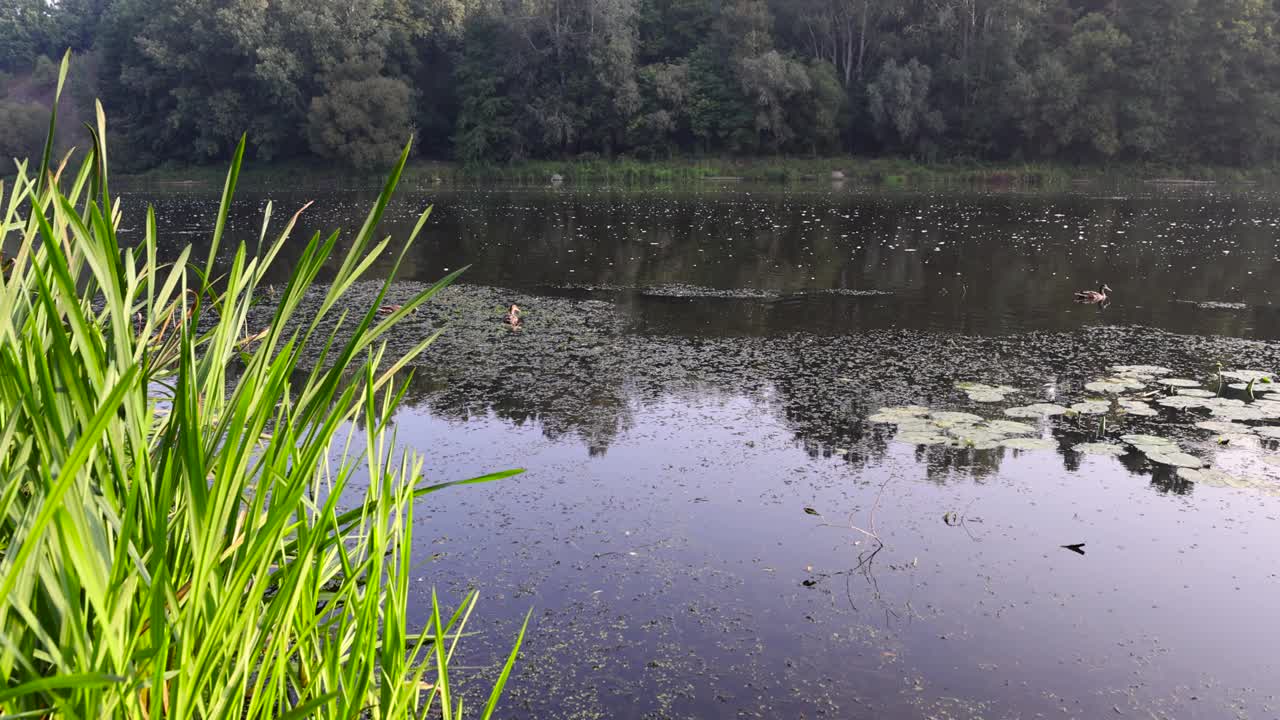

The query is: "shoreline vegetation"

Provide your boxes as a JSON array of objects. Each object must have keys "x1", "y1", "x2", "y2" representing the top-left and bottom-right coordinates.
[
  {"x1": 1, "y1": 55, "x2": 524, "y2": 719},
  {"x1": 111, "y1": 156, "x2": 1280, "y2": 190}
]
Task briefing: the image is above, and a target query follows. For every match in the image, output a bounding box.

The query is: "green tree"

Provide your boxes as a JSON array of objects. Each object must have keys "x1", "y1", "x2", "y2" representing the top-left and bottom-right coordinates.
[
  {"x1": 0, "y1": 99, "x2": 45, "y2": 161},
  {"x1": 307, "y1": 65, "x2": 414, "y2": 170},
  {"x1": 867, "y1": 57, "x2": 942, "y2": 154}
]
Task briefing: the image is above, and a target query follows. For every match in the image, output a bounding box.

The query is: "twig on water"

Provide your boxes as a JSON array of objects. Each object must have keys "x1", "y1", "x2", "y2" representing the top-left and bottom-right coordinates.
[{"x1": 819, "y1": 475, "x2": 891, "y2": 548}]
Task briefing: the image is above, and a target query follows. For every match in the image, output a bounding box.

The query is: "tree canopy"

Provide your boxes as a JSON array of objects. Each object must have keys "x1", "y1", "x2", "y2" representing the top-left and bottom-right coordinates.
[{"x1": 3, "y1": 0, "x2": 1279, "y2": 168}]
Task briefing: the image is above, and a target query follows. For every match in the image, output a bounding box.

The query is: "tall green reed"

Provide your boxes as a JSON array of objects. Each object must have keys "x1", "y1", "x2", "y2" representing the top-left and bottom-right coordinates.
[{"x1": 0, "y1": 53, "x2": 527, "y2": 719}]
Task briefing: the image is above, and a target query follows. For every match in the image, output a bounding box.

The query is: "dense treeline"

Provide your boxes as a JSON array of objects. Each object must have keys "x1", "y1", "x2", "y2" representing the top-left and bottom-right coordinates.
[{"x1": 3, "y1": 0, "x2": 1280, "y2": 170}]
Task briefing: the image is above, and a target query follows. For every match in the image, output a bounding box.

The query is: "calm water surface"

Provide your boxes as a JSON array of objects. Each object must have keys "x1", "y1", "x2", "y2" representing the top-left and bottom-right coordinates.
[{"x1": 125, "y1": 183, "x2": 1280, "y2": 718}]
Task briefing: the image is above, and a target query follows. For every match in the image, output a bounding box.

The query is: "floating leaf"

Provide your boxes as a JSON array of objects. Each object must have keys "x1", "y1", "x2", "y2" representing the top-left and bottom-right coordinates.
[
  {"x1": 869, "y1": 407, "x2": 930, "y2": 424},
  {"x1": 1070, "y1": 400, "x2": 1111, "y2": 415},
  {"x1": 986, "y1": 420, "x2": 1037, "y2": 435},
  {"x1": 1219, "y1": 370, "x2": 1274, "y2": 383},
  {"x1": 1177, "y1": 467, "x2": 1253, "y2": 488},
  {"x1": 1004, "y1": 403, "x2": 1069, "y2": 419},
  {"x1": 1157, "y1": 378, "x2": 1201, "y2": 388},
  {"x1": 1121, "y1": 434, "x2": 1176, "y2": 447},
  {"x1": 803, "y1": 507, "x2": 821, "y2": 516},
  {"x1": 1157, "y1": 395, "x2": 1211, "y2": 409},
  {"x1": 1176, "y1": 388, "x2": 1216, "y2": 398},
  {"x1": 894, "y1": 431, "x2": 949, "y2": 445},
  {"x1": 1110, "y1": 365, "x2": 1173, "y2": 377},
  {"x1": 1001, "y1": 437, "x2": 1056, "y2": 451},
  {"x1": 1142, "y1": 449, "x2": 1204, "y2": 469},
  {"x1": 892, "y1": 419, "x2": 937, "y2": 433},
  {"x1": 1195, "y1": 420, "x2": 1249, "y2": 434},
  {"x1": 1117, "y1": 399, "x2": 1159, "y2": 417},
  {"x1": 882, "y1": 405, "x2": 931, "y2": 416},
  {"x1": 1211, "y1": 406, "x2": 1270, "y2": 422},
  {"x1": 1072, "y1": 443, "x2": 1126, "y2": 456},
  {"x1": 1085, "y1": 380, "x2": 1134, "y2": 394},
  {"x1": 1255, "y1": 426, "x2": 1280, "y2": 440},
  {"x1": 966, "y1": 390, "x2": 1008, "y2": 403},
  {"x1": 931, "y1": 411, "x2": 985, "y2": 426}
]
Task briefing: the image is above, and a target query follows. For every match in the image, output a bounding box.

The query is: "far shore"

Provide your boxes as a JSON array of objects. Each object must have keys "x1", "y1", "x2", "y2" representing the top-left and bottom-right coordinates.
[{"x1": 101, "y1": 155, "x2": 1280, "y2": 190}]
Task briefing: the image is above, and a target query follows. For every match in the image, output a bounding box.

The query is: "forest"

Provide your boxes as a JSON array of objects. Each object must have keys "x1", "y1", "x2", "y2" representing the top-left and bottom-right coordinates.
[{"x1": 2, "y1": 0, "x2": 1280, "y2": 170}]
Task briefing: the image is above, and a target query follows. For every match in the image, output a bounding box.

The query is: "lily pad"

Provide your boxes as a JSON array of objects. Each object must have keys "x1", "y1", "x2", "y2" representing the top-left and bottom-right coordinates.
[
  {"x1": 1195, "y1": 420, "x2": 1250, "y2": 434},
  {"x1": 956, "y1": 382, "x2": 1020, "y2": 403},
  {"x1": 930, "y1": 411, "x2": 985, "y2": 426},
  {"x1": 1219, "y1": 370, "x2": 1274, "y2": 383},
  {"x1": 1211, "y1": 406, "x2": 1270, "y2": 422},
  {"x1": 1254, "y1": 426, "x2": 1280, "y2": 440},
  {"x1": 883, "y1": 405, "x2": 931, "y2": 415},
  {"x1": 1110, "y1": 365, "x2": 1174, "y2": 377},
  {"x1": 1176, "y1": 388, "x2": 1216, "y2": 398},
  {"x1": 890, "y1": 418, "x2": 936, "y2": 433},
  {"x1": 1070, "y1": 400, "x2": 1111, "y2": 415},
  {"x1": 1177, "y1": 467, "x2": 1251, "y2": 488},
  {"x1": 1117, "y1": 399, "x2": 1159, "y2": 417},
  {"x1": 869, "y1": 406, "x2": 931, "y2": 423},
  {"x1": 1214, "y1": 433, "x2": 1262, "y2": 450},
  {"x1": 1143, "y1": 449, "x2": 1204, "y2": 469},
  {"x1": 946, "y1": 426, "x2": 1006, "y2": 444},
  {"x1": 1121, "y1": 434, "x2": 1177, "y2": 447},
  {"x1": 1157, "y1": 395, "x2": 1212, "y2": 409},
  {"x1": 1001, "y1": 437, "x2": 1056, "y2": 451},
  {"x1": 985, "y1": 420, "x2": 1037, "y2": 435},
  {"x1": 1085, "y1": 380, "x2": 1138, "y2": 394},
  {"x1": 1072, "y1": 443, "x2": 1126, "y2": 456},
  {"x1": 894, "y1": 431, "x2": 949, "y2": 445},
  {"x1": 1004, "y1": 403, "x2": 1069, "y2": 419},
  {"x1": 1158, "y1": 378, "x2": 1202, "y2": 388}
]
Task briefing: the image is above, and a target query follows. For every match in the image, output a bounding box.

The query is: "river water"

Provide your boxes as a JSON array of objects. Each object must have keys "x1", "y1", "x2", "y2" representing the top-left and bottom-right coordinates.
[{"x1": 126, "y1": 182, "x2": 1280, "y2": 719}]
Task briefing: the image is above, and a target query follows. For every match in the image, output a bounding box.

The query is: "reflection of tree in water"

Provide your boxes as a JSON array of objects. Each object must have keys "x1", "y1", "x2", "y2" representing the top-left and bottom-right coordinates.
[{"x1": 268, "y1": 280, "x2": 1280, "y2": 485}]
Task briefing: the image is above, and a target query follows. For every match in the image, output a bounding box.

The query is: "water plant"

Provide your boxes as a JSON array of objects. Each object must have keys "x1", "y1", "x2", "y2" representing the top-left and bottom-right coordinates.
[{"x1": 0, "y1": 56, "x2": 525, "y2": 719}]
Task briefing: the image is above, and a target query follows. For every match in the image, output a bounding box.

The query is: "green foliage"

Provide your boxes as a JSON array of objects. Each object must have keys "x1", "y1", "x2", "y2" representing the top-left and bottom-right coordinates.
[
  {"x1": 867, "y1": 58, "x2": 943, "y2": 154},
  {"x1": 0, "y1": 99, "x2": 45, "y2": 160},
  {"x1": 28, "y1": 53, "x2": 57, "y2": 87},
  {"x1": 308, "y1": 65, "x2": 414, "y2": 170},
  {"x1": 0, "y1": 59, "x2": 526, "y2": 719},
  {"x1": 10, "y1": 0, "x2": 1280, "y2": 166}
]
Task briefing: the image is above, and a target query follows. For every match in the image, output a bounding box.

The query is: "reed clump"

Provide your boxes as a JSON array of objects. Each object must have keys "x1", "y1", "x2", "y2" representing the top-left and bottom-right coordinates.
[{"x1": 0, "y1": 54, "x2": 525, "y2": 719}]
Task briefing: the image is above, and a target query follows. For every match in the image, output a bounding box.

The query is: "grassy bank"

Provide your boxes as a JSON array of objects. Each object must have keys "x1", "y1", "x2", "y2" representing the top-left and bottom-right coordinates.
[{"x1": 108, "y1": 154, "x2": 1280, "y2": 191}]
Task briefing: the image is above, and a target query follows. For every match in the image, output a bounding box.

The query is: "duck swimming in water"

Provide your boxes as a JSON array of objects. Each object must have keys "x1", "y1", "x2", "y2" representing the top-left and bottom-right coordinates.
[
  {"x1": 504, "y1": 304, "x2": 522, "y2": 328},
  {"x1": 1073, "y1": 284, "x2": 1112, "y2": 304}
]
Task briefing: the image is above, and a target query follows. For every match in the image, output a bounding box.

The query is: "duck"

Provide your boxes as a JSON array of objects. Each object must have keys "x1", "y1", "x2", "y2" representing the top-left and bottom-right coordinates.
[
  {"x1": 1073, "y1": 284, "x2": 1111, "y2": 304},
  {"x1": 504, "y1": 304, "x2": 522, "y2": 328}
]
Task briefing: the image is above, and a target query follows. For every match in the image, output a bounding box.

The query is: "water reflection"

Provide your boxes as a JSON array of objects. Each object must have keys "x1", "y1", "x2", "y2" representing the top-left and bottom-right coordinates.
[
  {"x1": 128, "y1": 183, "x2": 1280, "y2": 718},
  {"x1": 122, "y1": 184, "x2": 1280, "y2": 339},
  {"x1": 405, "y1": 384, "x2": 1280, "y2": 719}
]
